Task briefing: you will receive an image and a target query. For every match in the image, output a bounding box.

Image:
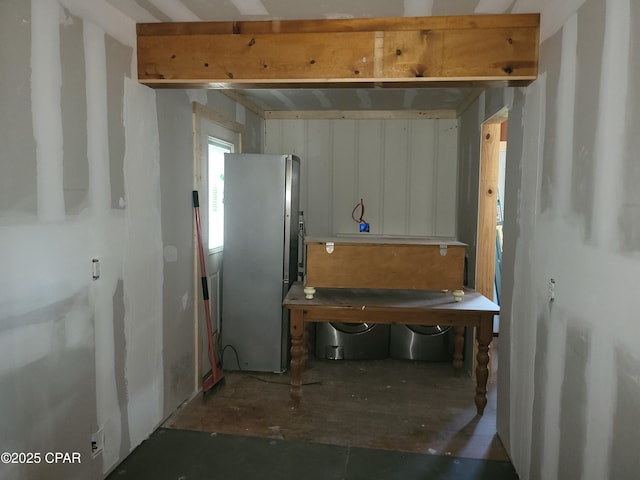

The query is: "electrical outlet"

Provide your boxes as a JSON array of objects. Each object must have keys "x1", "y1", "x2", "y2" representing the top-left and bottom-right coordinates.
[{"x1": 91, "y1": 428, "x2": 104, "y2": 458}]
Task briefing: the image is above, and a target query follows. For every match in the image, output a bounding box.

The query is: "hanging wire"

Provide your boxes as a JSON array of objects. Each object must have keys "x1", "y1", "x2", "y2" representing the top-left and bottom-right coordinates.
[{"x1": 351, "y1": 198, "x2": 366, "y2": 224}]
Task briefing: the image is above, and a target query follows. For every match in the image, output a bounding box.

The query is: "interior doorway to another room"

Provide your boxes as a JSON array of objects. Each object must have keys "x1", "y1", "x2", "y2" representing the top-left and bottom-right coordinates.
[
  {"x1": 494, "y1": 123, "x2": 507, "y2": 334},
  {"x1": 477, "y1": 111, "x2": 508, "y2": 338}
]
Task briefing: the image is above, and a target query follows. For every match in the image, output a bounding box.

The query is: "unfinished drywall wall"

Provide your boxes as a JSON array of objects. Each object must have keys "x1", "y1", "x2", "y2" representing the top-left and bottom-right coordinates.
[
  {"x1": 456, "y1": 0, "x2": 640, "y2": 479},
  {"x1": 121, "y1": 76, "x2": 165, "y2": 452},
  {"x1": 0, "y1": 1, "x2": 212, "y2": 478},
  {"x1": 0, "y1": 1, "x2": 37, "y2": 216},
  {"x1": 610, "y1": 348, "x2": 640, "y2": 478},
  {"x1": 156, "y1": 91, "x2": 197, "y2": 414},
  {"x1": 620, "y1": 0, "x2": 640, "y2": 251},
  {"x1": 60, "y1": 10, "x2": 89, "y2": 215}
]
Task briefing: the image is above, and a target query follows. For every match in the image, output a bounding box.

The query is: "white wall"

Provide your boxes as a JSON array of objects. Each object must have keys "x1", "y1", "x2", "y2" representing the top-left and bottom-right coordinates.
[
  {"x1": 0, "y1": 2, "x2": 163, "y2": 477},
  {"x1": 458, "y1": 0, "x2": 640, "y2": 479},
  {"x1": 0, "y1": 2, "x2": 263, "y2": 479},
  {"x1": 265, "y1": 118, "x2": 458, "y2": 238}
]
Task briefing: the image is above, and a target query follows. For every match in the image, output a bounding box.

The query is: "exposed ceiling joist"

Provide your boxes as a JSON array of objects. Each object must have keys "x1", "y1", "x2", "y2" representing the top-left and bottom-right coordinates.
[{"x1": 137, "y1": 13, "x2": 539, "y2": 90}]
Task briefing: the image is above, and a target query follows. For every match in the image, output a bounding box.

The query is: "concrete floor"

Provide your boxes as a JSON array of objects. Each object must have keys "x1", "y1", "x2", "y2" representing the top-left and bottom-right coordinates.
[{"x1": 106, "y1": 427, "x2": 518, "y2": 480}]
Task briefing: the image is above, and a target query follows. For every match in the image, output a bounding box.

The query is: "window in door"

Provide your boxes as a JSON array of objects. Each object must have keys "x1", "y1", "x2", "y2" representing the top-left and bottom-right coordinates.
[{"x1": 208, "y1": 137, "x2": 234, "y2": 252}]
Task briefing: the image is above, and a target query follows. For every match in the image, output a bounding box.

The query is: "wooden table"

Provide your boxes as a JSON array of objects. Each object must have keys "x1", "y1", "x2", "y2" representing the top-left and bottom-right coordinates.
[{"x1": 283, "y1": 282, "x2": 499, "y2": 416}]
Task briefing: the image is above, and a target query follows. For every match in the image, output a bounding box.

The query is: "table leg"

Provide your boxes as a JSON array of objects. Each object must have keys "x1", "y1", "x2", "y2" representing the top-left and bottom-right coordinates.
[
  {"x1": 452, "y1": 326, "x2": 465, "y2": 374},
  {"x1": 290, "y1": 308, "x2": 305, "y2": 407},
  {"x1": 302, "y1": 322, "x2": 310, "y2": 369},
  {"x1": 474, "y1": 318, "x2": 494, "y2": 415}
]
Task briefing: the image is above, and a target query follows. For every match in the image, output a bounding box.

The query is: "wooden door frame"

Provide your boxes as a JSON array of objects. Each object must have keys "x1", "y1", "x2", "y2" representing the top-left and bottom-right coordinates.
[
  {"x1": 476, "y1": 108, "x2": 507, "y2": 302},
  {"x1": 470, "y1": 108, "x2": 507, "y2": 377}
]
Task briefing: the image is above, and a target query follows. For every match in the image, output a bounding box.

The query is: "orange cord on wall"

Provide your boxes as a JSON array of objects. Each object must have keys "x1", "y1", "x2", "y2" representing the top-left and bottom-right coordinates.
[
  {"x1": 352, "y1": 198, "x2": 366, "y2": 224},
  {"x1": 352, "y1": 198, "x2": 370, "y2": 232}
]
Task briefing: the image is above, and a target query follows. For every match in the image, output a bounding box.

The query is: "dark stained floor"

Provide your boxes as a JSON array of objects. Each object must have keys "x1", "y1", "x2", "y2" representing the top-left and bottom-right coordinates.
[
  {"x1": 107, "y1": 340, "x2": 517, "y2": 479},
  {"x1": 165, "y1": 340, "x2": 506, "y2": 460}
]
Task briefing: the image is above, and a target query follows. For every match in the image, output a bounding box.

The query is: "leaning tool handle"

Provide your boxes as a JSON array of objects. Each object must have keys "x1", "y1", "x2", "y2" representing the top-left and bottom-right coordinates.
[{"x1": 192, "y1": 191, "x2": 219, "y2": 386}]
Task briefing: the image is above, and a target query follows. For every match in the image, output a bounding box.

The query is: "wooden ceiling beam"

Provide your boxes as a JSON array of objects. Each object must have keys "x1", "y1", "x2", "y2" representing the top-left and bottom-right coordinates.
[{"x1": 137, "y1": 14, "x2": 539, "y2": 89}]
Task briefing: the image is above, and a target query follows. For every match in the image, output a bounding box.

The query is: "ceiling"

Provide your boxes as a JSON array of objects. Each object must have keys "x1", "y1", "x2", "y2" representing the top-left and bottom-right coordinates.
[{"x1": 108, "y1": 0, "x2": 540, "y2": 114}]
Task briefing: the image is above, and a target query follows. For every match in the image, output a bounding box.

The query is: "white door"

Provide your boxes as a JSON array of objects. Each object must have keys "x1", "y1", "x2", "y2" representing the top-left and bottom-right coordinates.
[{"x1": 195, "y1": 107, "x2": 241, "y2": 379}]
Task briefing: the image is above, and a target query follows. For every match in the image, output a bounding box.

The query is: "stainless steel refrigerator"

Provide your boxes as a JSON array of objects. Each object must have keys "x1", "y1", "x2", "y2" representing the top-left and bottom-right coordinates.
[{"x1": 221, "y1": 153, "x2": 300, "y2": 372}]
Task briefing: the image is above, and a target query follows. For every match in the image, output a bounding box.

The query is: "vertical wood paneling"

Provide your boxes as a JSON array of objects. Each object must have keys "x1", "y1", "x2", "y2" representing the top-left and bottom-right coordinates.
[
  {"x1": 264, "y1": 119, "x2": 282, "y2": 153},
  {"x1": 306, "y1": 120, "x2": 332, "y2": 236},
  {"x1": 435, "y1": 120, "x2": 459, "y2": 236},
  {"x1": 264, "y1": 116, "x2": 458, "y2": 238},
  {"x1": 382, "y1": 120, "x2": 409, "y2": 234},
  {"x1": 280, "y1": 119, "x2": 306, "y2": 156},
  {"x1": 408, "y1": 120, "x2": 437, "y2": 236},
  {"x1": 332, "y1": 120, "x2": 357, "y2": 234},
  {"x1": 357, "y1": 120, "x2": 384, "y2": 233}
]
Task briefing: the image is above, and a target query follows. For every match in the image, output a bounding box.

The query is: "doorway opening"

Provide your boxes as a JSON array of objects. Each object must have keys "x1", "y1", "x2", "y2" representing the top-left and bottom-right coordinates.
[
  {"x1": 471, "y1": 109, "x2": 508, "y2": 384},
  {"x1": 494, "y1": 126, "x2": 507, "y2": 333},
  {"x1": 477, "y1": 109, "x2": 508, "y2": 324}
]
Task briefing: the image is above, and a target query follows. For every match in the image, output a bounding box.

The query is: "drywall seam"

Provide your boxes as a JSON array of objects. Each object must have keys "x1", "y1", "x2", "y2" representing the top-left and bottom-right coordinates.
[
  {"x1": 474, "y1": 0, "x2": 514, "y2": 14},
  {"x1": 511, "y1": 0, "x2": 548, "y2": 13},
  {"x1": 509, "y1": 72, "x2": 546, "y2": 477},
  {"x1": 581, "y1": 4, "x2": 631, "y2": 479},
  {"x1": 591, "y1": 0, "x2": 630, "y2": 250},
  {"x1": 147, "y1": 0, "x2": 201, "y2": 21},
  {"x1": 230, "y1": 0, "x2": 269, "y2": 16},
  {"x1": 121, "y1": 76, "x2": 164, "y2": 454},
  {"x1": 91, "y1": 272, "x2": 122, "y2": 471},
  {"x1": 540, "y1": 306, "x2": 567, "y2": 479},
  {"x1": 554, "y1": 14, "x2": 577, "y2": 217},
  {"x1": 105, "y1": 0, "x2": 161, "y2": 23},
  {"x1": 84, "y1": 21, "x2": 111, "y2": 215},
  {"x1": 31, "y1": 0, "x2": 66, "y2": 222},
  {"x1": 583, "y1": 333, "x2": 616, "y2": 480},
  {"x1": 83, "y1": 17, "x2": 124, "y2": 472},
  {"x1": 272, "y1": 91, "x2": 297, "y2": 111},
  {"x1": 403, "y1": 0, "x2": 433, "y2": 17},
  {"x1": 59, "y1": 0, "x2": 135, "y2": 47},
  {"x1": 312, "y1": 90, "x2": 332, "y2": 108},
  {"x1": 512, "y1": 0, "x2": 589, "y2": 42},
  {"x1": 540, "y1": 0, "x2": 587, "y2": 43}
]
